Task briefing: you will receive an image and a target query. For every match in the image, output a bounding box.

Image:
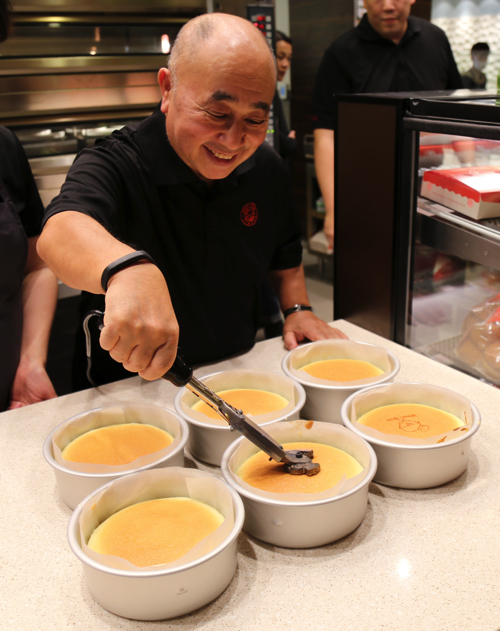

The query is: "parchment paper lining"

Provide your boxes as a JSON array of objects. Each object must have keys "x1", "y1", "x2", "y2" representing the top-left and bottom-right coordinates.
[
  {"x1": 52, "y1": 401, "x2": 182, "y2": 473},
  {"x1": 288, "y1": 340, "x2": 392, "y2": 387},
  {"x1": 79, "y1": 468, "x2": 235, "y2": 571},
  {"x1": 228, "y1": 420, "x2": 371, "y2": 501},
  {"x1": 350, "y1": 383, "x2": 473, "y2": 445},
  {"x1": 181, "y1": 370, "x2": 298, "y2": 427}
]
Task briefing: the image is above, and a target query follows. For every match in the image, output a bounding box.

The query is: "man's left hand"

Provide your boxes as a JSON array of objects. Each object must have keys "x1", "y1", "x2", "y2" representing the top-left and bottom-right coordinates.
[{"x1": 283, "y1": 311, "x2": 347, "y2": 350}]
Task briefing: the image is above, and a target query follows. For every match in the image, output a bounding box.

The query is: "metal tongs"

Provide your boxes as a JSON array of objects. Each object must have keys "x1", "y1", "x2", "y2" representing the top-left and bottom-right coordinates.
[{"x1": 84, "y1": 310, "x2": 320, "y2": 476}]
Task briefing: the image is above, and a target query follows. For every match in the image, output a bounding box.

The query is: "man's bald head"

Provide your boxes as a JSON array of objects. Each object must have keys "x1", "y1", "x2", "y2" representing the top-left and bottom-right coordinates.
[
  {"x1": 158, "y1": 13, "x2": 277, "y2": 184},
  {"x1": 168, "y1": 13, "x2": 276, "y2": 88}
]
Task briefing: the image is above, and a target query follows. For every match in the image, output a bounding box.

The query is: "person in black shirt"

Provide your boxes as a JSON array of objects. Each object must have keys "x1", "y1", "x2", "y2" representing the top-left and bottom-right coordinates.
[
  {"x1": 274, "y1": 30, "x2": 297, "y2": 163},
  {"x1": 38, "y1": 13, "x2": 345, "y2": 389},
  {"x1": 312, "y1": 0, "x2": 462, "y2": 249},
  {"x1": 0, "y1": 0, "x2": 58, "y2": 410}
]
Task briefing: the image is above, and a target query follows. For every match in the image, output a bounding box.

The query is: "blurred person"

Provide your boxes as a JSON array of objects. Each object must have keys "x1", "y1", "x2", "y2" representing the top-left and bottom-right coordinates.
[
  {"x1": 274, "y1": 30, "x2": 297, "y2": 163},
  {"x1": 312, "y1": 0, "x2": 462, "y2": 248},
  {"x1": 262, "y1": 30, "x2": 298, "y2": 339},
  {"x1": 276, "y1": 30, "x2": 293, "y2": 83},
  {"x1": 462, "y1": 42, "x2": 490, "y2": 90},
  {"x1": 38, "y1": 13, "x2": 346, "y2": 390},
  {"x1": 0, "y1": 0, "x2": 58, "y2": 411}
]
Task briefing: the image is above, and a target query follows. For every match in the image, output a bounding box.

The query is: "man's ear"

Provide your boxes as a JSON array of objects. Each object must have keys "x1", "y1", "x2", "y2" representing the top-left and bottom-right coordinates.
[{"x1": 158, "y1": 68, "x2": 173, "y2": 114}]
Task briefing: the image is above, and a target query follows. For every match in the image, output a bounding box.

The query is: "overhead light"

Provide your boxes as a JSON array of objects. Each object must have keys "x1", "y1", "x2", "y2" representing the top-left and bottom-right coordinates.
[{"x1": 161, "y1": 34, "x2": 170, "y2": 54}]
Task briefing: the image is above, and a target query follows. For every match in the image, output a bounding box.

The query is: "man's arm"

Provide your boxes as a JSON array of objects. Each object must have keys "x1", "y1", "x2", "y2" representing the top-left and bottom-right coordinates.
[
  {"x1": 9, "y1": 236, "x2": 58, "y2": 408},
  {"x1": 37, "y1": 211, "x2": 179, "y2": 381},
  {"x1": 313, "y1": 128, "x2": 334, "y2": 249},
  {"x1": 269, "y1": 264, "x2": 347, "y2": 349}
]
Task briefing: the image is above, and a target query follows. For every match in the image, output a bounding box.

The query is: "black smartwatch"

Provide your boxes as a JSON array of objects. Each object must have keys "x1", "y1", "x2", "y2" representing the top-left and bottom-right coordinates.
[
  {"x1": 283, "y1": 304, "x2": 314, "y2": 318},
  {"x1": 101, "y1": 250, "x2": 156, "y2": 292}
]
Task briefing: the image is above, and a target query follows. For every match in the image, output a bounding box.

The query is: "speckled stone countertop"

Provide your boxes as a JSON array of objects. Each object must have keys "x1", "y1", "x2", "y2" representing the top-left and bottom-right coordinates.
[{"x1": 1, "y1": 321, "x2": 499, "y2": 631}]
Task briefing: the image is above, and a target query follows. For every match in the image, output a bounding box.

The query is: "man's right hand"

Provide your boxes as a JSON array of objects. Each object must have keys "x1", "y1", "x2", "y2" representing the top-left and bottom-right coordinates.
[
  {"x1": 38, "y1": 213, "x2": 180, "y2": 382},
  {"x1": 99, "y1": 262, "x2": 179, "y2": 381}
]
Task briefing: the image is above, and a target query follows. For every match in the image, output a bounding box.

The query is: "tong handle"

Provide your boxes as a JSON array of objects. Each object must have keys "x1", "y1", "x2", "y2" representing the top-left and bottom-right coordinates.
[{"x1": 162, "y1": 350, "x2": 193, "y2": 387}]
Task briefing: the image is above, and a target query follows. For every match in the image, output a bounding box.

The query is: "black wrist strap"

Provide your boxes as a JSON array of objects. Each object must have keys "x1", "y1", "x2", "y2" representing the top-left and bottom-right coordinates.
[
  {"x1": 283, "y1": 304, "x2": 314, "y2": 318},
  {"x1": 101, "y1": 250, "x2": 156, "y2": 292}
]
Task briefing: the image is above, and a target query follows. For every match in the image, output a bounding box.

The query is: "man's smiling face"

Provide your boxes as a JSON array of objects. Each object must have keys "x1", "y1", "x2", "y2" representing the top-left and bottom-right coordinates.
[{"x1": 159, "y1": 41, "x2": 276, "y2": 183}]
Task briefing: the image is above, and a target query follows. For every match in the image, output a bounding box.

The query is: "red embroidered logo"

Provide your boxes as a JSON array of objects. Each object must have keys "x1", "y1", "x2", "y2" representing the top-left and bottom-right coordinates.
[{"x1": 241, "y1": 203, "x2": 258, "y2": 226}]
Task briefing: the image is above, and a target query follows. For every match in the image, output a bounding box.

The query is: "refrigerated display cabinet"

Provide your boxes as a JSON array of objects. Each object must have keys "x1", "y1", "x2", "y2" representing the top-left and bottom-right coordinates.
[{"x1": 333, "y1": 91, "x2": 500, "y2": 385}]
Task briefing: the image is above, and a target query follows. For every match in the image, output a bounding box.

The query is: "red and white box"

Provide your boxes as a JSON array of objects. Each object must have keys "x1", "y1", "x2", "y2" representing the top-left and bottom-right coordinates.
[{"x1": 422, "y1": 166, "x2": 500, "y2": 220}]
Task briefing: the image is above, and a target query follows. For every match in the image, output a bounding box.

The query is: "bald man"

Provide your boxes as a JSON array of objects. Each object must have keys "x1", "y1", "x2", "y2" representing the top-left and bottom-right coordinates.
[{"x1": 38, "y1": 13, "x2": 345, "y2": 389}]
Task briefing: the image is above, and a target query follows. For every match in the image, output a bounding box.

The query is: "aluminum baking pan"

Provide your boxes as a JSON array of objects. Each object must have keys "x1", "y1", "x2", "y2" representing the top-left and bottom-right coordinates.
[
  {"x1": 221, "y1": 422, "x2": 377, "y2": 548},
  {"x1": 341, "y1": 382, "x2": 481, "y2": 489},
  {"x1": 174, "y1": 370, "x2": 306, "y2": 466},
  {"x1": 67, "y1": 472, "x2": 245, "y2": 620},
  {"x1": 43, "y1": 402, "x2": 189, "y2": 510},
  {"x1": 282, "y1": 341, "x2": 400, "y2": 424}
]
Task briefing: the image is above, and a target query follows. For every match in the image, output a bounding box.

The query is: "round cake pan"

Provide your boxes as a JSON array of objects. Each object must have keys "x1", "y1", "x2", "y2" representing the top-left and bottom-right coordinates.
[
  {"x1": 43, "y1": 402, "x2": 189, "y2": 510},
  {"x1": 174, "y1": 369, "x2": 306, "y2": 466},
  {"x1": 341, "y1": 382, "x2": 481, "y2": 489},
  {"x1": 221, "y1": 421, "x2": 377, "y2": 548},
  {"x1": 67, "y1": 469, "x2": 245, "y2": 620},
  {"x1": 282, "y1": 341, "x2": 400, "y2": 424}
]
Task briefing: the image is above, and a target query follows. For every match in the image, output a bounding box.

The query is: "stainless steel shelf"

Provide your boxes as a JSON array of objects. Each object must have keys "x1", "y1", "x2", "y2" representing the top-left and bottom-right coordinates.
[{"x1": 417, "y1": 198, "x2": 500, "y2": 271}]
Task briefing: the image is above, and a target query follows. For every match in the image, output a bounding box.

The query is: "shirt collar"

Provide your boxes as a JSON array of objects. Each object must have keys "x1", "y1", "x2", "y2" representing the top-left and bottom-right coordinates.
[
  {"x1": 137, "y1": 104, "x2": 256, "y2": 189},
  {"x1": 357, "y1": 13, "x2": 420, "y2": 46}
]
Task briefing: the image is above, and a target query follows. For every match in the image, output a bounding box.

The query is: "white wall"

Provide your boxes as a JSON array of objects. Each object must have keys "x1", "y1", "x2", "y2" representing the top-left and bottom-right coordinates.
[
  {"x1": 274, "y1": 0, "x2": 291, "y2": 92},
  {"x1": 431, "y1": 0, "x2": 500, "y2": 88}
]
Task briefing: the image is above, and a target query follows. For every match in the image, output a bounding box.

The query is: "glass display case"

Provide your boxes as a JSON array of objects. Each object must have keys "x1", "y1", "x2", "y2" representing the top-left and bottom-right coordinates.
[{"x1": 333, "y1": 91, "x2": 500, "y2": 386}]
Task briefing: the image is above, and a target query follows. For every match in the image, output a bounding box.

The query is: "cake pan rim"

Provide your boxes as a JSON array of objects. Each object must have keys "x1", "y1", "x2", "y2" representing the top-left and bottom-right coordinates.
[
  {"x1": 67, "y1": 475, "x2": 245, "y2": 578},
  {"x1": 281, "y1": 341, "x2": 401, "y2": 391},
  {"x1": 220, "y1": 429, "x2": 378, "y2": 508},
  {"x1": 340, "y1": 382, "x2": 481, "y2": 451},
  {"x1": 174, "y1": 369, "x2": 307, "y2": 430},
  {"x1": 43, "y1": 403, "x2": 189, "y2": 479}
]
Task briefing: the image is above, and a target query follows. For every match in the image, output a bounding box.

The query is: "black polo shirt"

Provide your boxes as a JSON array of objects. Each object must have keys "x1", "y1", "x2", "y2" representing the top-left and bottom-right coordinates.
[
  {"x1": 312, "y1": 15, "x2": 463, "y2": 130},
  {"x1": 0, "y1": 126, "x2": 44, "y2": 237},
  {"x1": 44, "y1": 106, "x2": 302, "y2": 386}
]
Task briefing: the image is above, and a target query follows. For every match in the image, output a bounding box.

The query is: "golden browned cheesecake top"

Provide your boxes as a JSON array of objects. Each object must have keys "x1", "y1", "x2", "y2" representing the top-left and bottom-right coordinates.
[
  {"x1": 357, "y1": 403, "x2": 464, "y2": 438},
  {"x1": 62, "y1": 423, "x2": 173, "y2": 465},
  {"x1": 300, "y1": 359, "x2": 384, "y2": 382},
  {"x1": 88, "y1": 497, "x2": 223, "y2": 567},
  {"x1": 237, "y1": 441, "x2": 363, "y2": 494},
  {"x1": 192, "y1": 388, "x2": 288, "y2": 419}
]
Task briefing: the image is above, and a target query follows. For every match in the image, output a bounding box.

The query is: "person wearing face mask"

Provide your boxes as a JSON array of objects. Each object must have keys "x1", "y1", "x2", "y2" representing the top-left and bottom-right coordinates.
[
  {"x1": 38, "y1": 13, "x2": 346, "y2": 390},
  {"x1": 462, "y1": 42, "x2": 490, "y2": 90},
  {"x1": 273, "y1": 30, "x2": 297, "y2": 163}
]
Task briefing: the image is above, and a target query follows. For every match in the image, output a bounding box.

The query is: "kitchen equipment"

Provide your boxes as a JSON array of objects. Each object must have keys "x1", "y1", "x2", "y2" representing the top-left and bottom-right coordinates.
[
  {"x1": 43, "y1": 401, "x2": 189, "y2": 510},
  {"x1": 67, "y1": 467, "x2": 245, "y2": 620},
  {"x1": 164, "y1": 353, "x2": 320, "y2": 475},
  {"x1": 174, "y1": 369, "x2": 306, "y2": 466},
  {"x1": 221, "y1": 420, "x2": 377, "y2": 548},
  {"x1": 282, "y1": 339, "x2": 400, "y2": 423},
  {"x1": 85, "y1": 310, "x2": 320, "y2": 475},
  {"x1": 341, "y1": 382, "x2": 481, "y2": 488}
]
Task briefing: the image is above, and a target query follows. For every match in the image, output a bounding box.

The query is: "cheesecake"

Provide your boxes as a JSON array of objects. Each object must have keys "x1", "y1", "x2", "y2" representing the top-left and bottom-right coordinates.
[
  {"x1": 88, "y1": 497, "x2": 223, "y2": 567},
  {"x1": 300, "y1": 359, "x2": 384, "y2": 382},
  {"x1": 237, "y1": 441, "x2": 363, "y2": 494},
  {"x1": 192, "y1": 388, "x2": 288, "y2": 420},
  {"x1": 62, "y1": 423, "x2": 173, "y2": 465},
  {"x1": 357, "y1": 403, "x2": 463, "y2": 438}
]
